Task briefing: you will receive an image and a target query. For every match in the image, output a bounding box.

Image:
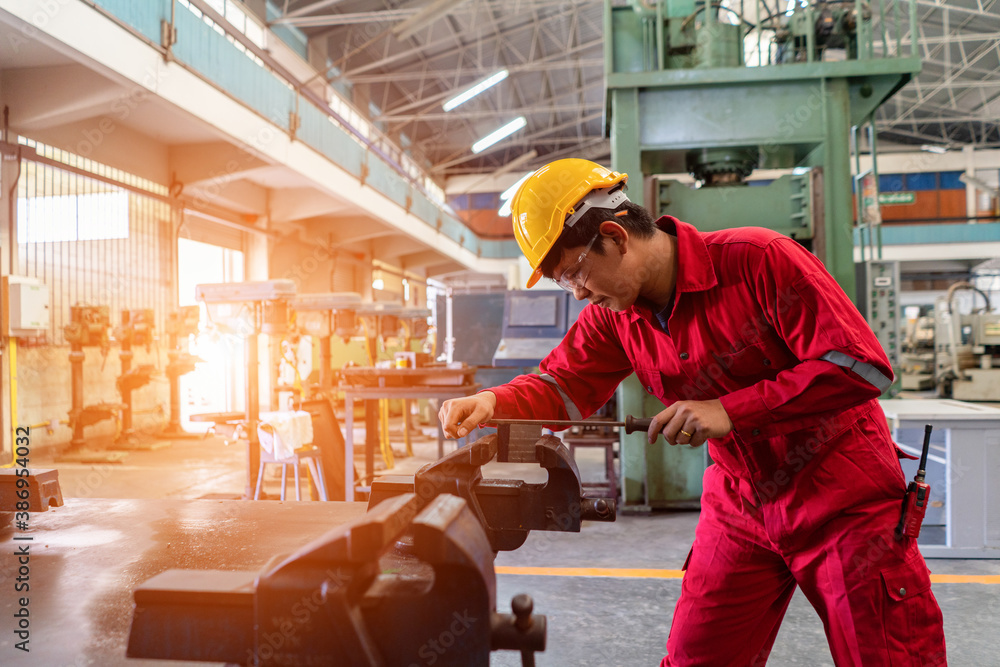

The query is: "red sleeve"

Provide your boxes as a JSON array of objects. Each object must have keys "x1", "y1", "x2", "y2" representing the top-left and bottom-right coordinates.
[
  {"x1": 487, "y1": 305, "x2": 634, "y2": 423},
  {"x1": 718, "y1": 237, "x2": 892, "y2": 439}
]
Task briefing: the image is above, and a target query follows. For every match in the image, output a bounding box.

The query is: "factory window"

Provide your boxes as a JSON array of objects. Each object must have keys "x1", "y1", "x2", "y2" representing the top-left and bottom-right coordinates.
[
  {"x1": 17, "y1": 191, "x2": 129, "y2": 243},
  {"x1": 880, "y1": 174, "x2": 906, "y2": 192},
  {"x1": 906, "y1": 172, "x2": 938, "y2": 191},
  {"x1": 939, "y1": 171, "x2": 965, "y2": 190},
  {"x1": 179, "y1": 0, "x2": 267, "y2": 52}
]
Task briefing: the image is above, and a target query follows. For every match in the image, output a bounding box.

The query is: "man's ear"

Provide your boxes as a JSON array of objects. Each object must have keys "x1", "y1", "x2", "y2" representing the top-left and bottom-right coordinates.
[{"x1": 599, "y1": 220, "x2": 628, "y2": 253}]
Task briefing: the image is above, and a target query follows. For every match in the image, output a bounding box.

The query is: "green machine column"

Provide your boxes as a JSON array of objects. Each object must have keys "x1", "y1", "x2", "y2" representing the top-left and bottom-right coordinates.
[{"x1": 606, "y1": 0, "x2": 920, "y2": 510}]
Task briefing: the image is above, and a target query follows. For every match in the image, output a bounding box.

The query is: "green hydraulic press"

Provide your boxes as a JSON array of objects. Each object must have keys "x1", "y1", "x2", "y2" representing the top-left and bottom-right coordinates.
[{"x1": 605, "y1": 0, "x2": 920, "y2": 509}]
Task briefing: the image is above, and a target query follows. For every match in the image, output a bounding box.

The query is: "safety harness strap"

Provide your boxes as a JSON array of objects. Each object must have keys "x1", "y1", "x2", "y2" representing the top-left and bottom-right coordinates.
[{"x1": 820, "y1": 351, "x2": 893, "y2": 393}]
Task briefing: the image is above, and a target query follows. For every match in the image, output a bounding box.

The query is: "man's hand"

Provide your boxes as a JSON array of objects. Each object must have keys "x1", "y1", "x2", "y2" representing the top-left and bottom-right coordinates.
[
  {"x1": 439, "y1": 392, "x2": 497, "y2": 438},
  {"x1": 647, "y1": 399, "x2": 734, "y2": 447}
]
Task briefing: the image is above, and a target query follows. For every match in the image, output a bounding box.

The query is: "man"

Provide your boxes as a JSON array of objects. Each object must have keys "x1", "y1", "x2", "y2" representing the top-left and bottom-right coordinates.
[{"x1": 439, "y1": 159, "x2": 946, "y2": 665}]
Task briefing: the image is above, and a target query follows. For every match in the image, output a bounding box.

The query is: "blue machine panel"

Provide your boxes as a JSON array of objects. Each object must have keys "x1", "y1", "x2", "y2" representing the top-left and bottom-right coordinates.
[{"x1": 493, "y1": 291, "x2": 590, "y2": 367}]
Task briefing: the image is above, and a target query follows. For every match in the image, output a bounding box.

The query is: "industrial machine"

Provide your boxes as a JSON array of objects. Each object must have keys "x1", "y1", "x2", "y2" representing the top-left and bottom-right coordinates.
[
  {"x1": 293, "y1": 292, "x2": 364, "y2": 391},
  {"x1": 607, "y1": 0, "x2": 919, "y2": 296},
  {"x1": 196, "y1": 280, "x2": 297, "y2": 497},
  {"x1": 493, "y1": 291, "x2": 586, "y2": 367},
  {"x1": 933, "y1": 281, "x2": 1000, "y2": 401},
  {"x1": 358, "y1": 301, "x2": 404, "y2": 342},
  {"x1": 605, "y1": 0, "x2": 920, "y2": 509},
  {"x1": 61, "y1": 304, "x2": 123, "y2": 458},
  {"x1": 401, "y1": 306, "x2": 432, "y2": 346},
  {"x1": 111, "y1": 308, "x2": 158, "y2": 447},
  {"x1": 159, "y1": 305, "x2": 203, "y2": 438},
  {"x1": 901, "y1": 308, "x2": 936, "y2": 390},
  {"x1": 856, "y1": 259, "x2": 902, "y2": 395}
]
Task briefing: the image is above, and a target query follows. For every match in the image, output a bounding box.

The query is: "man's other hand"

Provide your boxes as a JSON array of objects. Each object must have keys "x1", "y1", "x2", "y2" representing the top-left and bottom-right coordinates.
[
  {"x1": 439, "y1": 392, "x2": 497, "y2": 438},
  {"x1": 647, "y1": 399, "x2": 734, "y2": 447}
]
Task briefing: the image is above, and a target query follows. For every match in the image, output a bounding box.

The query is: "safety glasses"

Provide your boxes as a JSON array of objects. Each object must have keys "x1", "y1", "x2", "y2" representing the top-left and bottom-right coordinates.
[{"x1": 552, "y1": 233, "x2": 600, "y2": 292}]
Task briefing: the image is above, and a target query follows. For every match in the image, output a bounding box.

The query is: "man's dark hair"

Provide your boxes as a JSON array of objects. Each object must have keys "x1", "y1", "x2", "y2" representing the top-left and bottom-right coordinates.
[{"x1": 538, "y1": 196, "x2": 659, "y2": 279}]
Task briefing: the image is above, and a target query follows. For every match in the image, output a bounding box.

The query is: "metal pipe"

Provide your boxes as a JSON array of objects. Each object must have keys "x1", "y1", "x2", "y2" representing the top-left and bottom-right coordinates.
[
  {"x1": 878, "y1": 0, "x2": 888, "y2": 57},
  {"x1": 119, "y1": 312, "x2": 134, "y2": 440},
  {"x1": 246, "y1": 302, "x2": 261, "y2": 499},
  {"x1": 319, "y1": 333, "x2": 333, "y2": 389},
  {"x1": 445, "y1": 288, "x2": 455, "y2": 364},
  {"x1": 867, "y1": 119, "x2": 883, "y2": 259},
  {"x1": 855, "y1": 0, "x2": 866, "y2": 59},
  {"x1": 851, "y1": 125, "x2": 866, "y2": 263},
  {"x1": 805, "y1": 1, "x2": 815, "y2": 64},
  {"x1": 70, "y1": 345, "x2": 85, "y2": 448}
]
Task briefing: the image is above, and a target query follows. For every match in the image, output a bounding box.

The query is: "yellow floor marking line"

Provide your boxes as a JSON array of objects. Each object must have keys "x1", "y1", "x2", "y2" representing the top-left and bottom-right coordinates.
[
  {"x1": 495, "y1": 567, "x2": 1000, "y2": 584},
  {"x1": 496, "y1": 567, "x2": 685, "y2": 579}
]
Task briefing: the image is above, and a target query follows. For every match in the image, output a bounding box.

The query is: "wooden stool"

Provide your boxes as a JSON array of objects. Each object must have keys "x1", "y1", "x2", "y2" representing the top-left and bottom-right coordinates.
[{"x1": 564, "y1": 435, "x2": 617, "y2": 500}]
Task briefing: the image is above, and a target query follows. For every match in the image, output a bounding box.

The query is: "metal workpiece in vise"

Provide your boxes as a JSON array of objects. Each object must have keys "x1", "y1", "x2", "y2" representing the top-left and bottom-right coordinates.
[
  {"x1": 127, "y1": 493, "x2": 546, "y2": 666},
  {"x1": 369, "y1": 432, "x2": 617, "y2": 553}
]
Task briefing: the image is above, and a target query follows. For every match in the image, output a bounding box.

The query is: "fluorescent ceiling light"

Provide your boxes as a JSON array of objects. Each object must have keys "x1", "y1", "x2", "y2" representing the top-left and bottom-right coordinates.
[
  {"x1": 497, "y1": 171, "x2": 533, "y2": 217},
  {"x1": 920, "y1": 144, "x2": 948, "y2": 154},
  {"x1": 443, "y1": 70, "x2": 509, "y2": 112},
  {"x1": 473, "y1": 117, "x2": 526, "y2": 154}
]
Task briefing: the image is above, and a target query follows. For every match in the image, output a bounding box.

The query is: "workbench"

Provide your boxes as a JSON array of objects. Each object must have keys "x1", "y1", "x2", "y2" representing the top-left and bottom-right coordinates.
[
  {"x1": 341, "y1": 382, "x2": 481, "y2": 501},
  {"x1": 0, "y1": 498, "x2": 367, "y2": 665},
  {"x1": 881, "y1": 398, "x2": 1000, "y2": 558}
]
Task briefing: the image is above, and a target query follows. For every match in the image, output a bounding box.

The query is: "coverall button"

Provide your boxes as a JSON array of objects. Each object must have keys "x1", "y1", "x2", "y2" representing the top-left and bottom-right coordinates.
[
  {"x1": 679, "y1": 352, "x2": 689, "y2": 360},
  {"x1": 647, "y1": 386, "x2": 653, "y2": 393},
  {"x1": 762, "y1": 358, "x2": 771, "y2": 366},
  {"x1": 752, "y1": 428, "x2": 761, "y2": 436},
  {"x1": 899, "y1": 587, "x2": 906, "y2": 596}
]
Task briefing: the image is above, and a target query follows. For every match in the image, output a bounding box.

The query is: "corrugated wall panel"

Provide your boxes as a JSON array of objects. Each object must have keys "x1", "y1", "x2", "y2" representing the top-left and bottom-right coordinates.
[{"x1": 16, "y1": 159, "x2": 173, "y2": 344}]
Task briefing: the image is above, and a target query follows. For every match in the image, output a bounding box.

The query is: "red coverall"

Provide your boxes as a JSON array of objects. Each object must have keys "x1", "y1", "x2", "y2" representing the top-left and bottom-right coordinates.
[{"x1": 488, "y1": 217, "x2": 946, "y2": 666}]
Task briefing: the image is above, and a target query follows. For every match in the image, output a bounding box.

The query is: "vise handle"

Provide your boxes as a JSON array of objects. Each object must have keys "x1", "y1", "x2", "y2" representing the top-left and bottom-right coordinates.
[{"x1": 488, "y1": 415, "x2": 652, "y2": 434}]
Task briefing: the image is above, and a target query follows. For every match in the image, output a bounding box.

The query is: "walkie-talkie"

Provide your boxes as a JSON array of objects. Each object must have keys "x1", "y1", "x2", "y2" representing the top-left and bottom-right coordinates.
[{"x1": 896, "y1": 424, "x2": 933, "y2": 540}]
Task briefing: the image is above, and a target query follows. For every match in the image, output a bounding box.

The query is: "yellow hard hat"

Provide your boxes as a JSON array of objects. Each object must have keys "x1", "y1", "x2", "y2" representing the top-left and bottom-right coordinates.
[{"x1": 510, "y1": 159, "x2": 628, "y2": 287}]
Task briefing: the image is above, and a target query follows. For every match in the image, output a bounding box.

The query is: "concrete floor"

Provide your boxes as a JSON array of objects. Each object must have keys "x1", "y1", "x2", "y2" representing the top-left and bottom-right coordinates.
[{"x1": 29, "y1": 423, "x2": 1000, "y2": 667}]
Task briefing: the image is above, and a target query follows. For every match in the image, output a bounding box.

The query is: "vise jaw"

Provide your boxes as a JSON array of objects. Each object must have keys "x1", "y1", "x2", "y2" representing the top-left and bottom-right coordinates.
[
  {"x1": 370, "y1": 432, "x2": 616, "y2": 552},
  {"x1": 127, "y1": 493, "x2": 545, "y2": 666}
]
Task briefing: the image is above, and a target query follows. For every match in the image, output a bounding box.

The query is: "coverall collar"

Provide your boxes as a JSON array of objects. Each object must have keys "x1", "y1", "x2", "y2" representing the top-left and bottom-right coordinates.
[{"x1": 628, "y1": 216, "x2": 718, "y2": 324}]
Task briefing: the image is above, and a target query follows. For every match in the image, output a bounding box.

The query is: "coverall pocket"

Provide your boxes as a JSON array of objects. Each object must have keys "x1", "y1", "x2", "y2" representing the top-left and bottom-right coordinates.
[
  {"x1": 880, "y1": 555, "x2": 939, "y2": 666},
  {"x1": 714, "y1": 342, "x2": 770, "y2": 377}
]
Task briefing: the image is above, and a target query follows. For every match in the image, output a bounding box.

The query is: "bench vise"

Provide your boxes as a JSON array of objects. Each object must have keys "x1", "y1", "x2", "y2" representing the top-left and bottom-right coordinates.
[
  {"x1": 127, "y1": 493, "x2": 545, "y2": 666},
  {"x1": 369, "y1": 432, "x2": 616, "y2": 552}
]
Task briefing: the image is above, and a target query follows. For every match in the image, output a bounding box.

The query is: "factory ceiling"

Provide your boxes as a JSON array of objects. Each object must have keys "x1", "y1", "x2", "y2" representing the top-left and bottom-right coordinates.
[
  {"x1": 270, "y1": 0, "x2": 1000, "y2": 178},
  {"x1": 877, "y1": 0, "x2": 1000, "y2": 148}
]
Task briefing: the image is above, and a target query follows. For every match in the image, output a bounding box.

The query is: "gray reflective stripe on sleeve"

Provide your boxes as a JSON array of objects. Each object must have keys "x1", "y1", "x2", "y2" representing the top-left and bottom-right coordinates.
[
  {"x1": 538, "y1": 373, "x2": 583, "y2": 420},
  {"x1": 820, "y1": 351, "x2": 893, "y2": 392}
]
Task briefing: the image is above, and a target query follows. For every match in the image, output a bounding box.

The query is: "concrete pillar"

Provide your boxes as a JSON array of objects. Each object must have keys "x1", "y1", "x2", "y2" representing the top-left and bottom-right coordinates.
[{"x1": 964, "y1": 145, "x2": 977, "y2": 224}]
